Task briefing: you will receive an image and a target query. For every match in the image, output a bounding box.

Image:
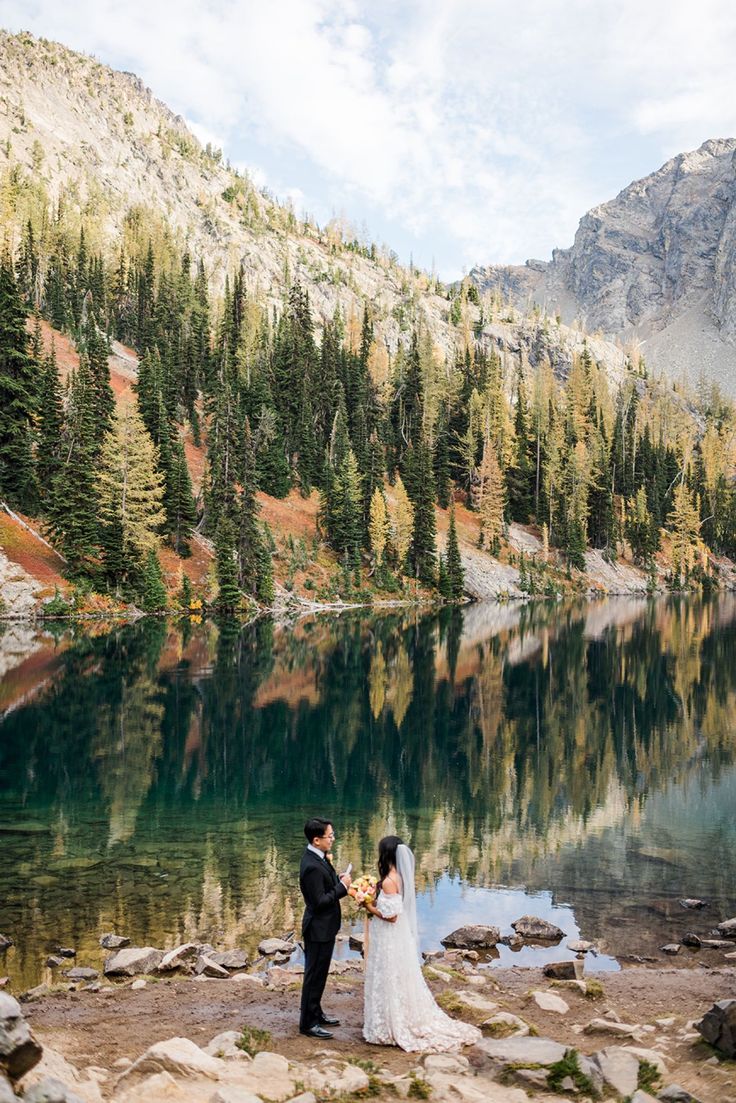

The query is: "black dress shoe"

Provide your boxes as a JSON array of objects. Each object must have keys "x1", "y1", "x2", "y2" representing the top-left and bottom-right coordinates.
[
  {"x1": 300, "y1": 1024, "x2": 334, "y2": 1039},
  {"x1": 319, "y1": 1015, "x2": 340, "y2": 1026}
]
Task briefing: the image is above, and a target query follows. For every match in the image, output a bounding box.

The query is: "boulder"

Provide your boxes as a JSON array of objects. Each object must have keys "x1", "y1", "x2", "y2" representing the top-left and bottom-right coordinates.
[
  {"x1": 660, "y1": 943, "x2": 681, "y2": 954},
  {"x1": 567, "y1": 939, "x2": 595, "y2": 952},
  {"x1": 348, "y1": 933, "x2": 364, "y2": 952},
  {"x1": 195, "y1": 956, "x2": 230, "y2": 979},
  {"x1": 319, "y1": 1064, "x2": 368, "y2": 1094},
  {"x1": 130, "y1": 980, "x2": 146, "y2": 991},
  {"x1": 630, "y1": 1093, "x2": 659, "y2": 1103},
  {"x1": 62, "y1": 969, "x2": 98, "y2": 982},
  {"x1": 0, "y1": 1074, "x2": 16, "y2": 1103},
  {"x1": 115, "y1": 1037, "x2": 226, "y2": 1085},
  {"x1": 257, "y1": 939, "x2": 294, "y2": 956},
  {"x1": 681, "y1": 933, "x2": 702, "y2": 947},
  {"x1": 45, "y1": 958, "x2": 64, "y2": 970},
  {"x1": 116, "y1": 1071, "x2": 186, "y2": 1102},
  {"x1": 441, "y1": 925, "x2": 500, "y2": 950},
  {"x1": 103, "y1": 947, "x2": 163, "y2": 977},
  {"x1": 99, "y1": 934, "x2": 130, "y2": 951},
  {"x1": 20, "y1": 1046, "x2": 102, "y2": 1103},
  {"x1": 0, "y1": 992, "x2": 43, "y2": 1082},
  {"x1": 454, "y1": 991, "x2": 498, "y2": 1014},
  {"x1": 474, "y1": 1035, "x2": 567, "y2": 1069},
  {"x1": 531, "y1": 989, "x2": 569, "y2": 1014},
  {"x1": 209, "y1": 1089, "x2": 263, "y2": 1103},
  {"x1": 0, "y1": 940, "x2": 12, "y2": 955},
  {"x1": 543, "y1": 960, "x2": 576, "y2": 979},
  {"x1": 498, "y1": 933, "x2": 524, "y2": 950},
  {"x1": 54, "y1": 949, "x2": 75, "y2": 959},
  {"x1": 590, "y1": 1046, "x2": 640, "y2": 1096},
  {"x1": 157, "y1": 944, "x2": 201, "y2": 972},
  {"x1": 23, "y1": 1079, "x2": 85, "y2": 1103},
  {"x1": 717, "y1": 916, "x2": 736, "y2": 938},
  {"x1": 511, "y1": 915, "x2": 564, "y2": 941},
  {"x1": 209, "y1": 950, "x2": 249, "y2": 971},
  {"x1": 621, "y1": 1046, "x2": 667, "y2": 1075},
  {"x1": 423, "y1": 1055, "x2": 470, "y2": 1074},
  {"x1": 680, "y1": 899, "x2": 708, "y2": 909},
  {"x1": 695, "y1": 998, "x2": 736, "y2": 1057}
]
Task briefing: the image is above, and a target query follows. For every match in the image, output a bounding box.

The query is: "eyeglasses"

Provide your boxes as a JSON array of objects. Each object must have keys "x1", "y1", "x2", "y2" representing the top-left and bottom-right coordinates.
[{"x1": 325, "y1": 832, "x2": 336, "y2": 840}]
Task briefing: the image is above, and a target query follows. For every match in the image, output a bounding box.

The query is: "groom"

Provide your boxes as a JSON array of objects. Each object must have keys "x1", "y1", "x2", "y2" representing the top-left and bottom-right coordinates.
[{"x1": 299, "y1": 817, "x2": 351, "y2": 1039}]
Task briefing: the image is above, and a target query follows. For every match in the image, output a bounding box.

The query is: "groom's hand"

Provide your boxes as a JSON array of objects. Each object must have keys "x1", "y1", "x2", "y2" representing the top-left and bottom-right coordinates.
[{"x1": 339, "y1": 872, "x2": 352, "y2": 888}]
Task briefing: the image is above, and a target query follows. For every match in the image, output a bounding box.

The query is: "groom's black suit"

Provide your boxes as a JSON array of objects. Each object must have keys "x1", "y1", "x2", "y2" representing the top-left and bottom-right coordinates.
[{"x1": 299, "y1": 846, "x2": 347, "y2": 1032}]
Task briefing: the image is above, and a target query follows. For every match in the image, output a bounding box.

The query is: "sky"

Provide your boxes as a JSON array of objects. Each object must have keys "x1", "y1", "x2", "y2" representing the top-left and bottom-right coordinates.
[{"x1": 3, "y1": 0, "x2": 736, "y2": 279}]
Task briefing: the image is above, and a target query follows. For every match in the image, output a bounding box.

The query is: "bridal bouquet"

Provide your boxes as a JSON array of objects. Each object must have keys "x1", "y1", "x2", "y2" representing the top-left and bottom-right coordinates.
[{"x1": 348, "y1": 874, "x2": 378, "y2": 907}]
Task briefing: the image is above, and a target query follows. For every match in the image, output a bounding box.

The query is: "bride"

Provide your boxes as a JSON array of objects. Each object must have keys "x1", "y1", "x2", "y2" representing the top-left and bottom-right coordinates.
[{"x1": 361, "y1": 836, "x2": 482, "y2": 1052}]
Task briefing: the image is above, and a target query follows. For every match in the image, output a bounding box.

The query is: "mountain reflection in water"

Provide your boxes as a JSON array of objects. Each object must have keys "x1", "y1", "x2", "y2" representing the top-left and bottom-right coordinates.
[{"x1": 1, "y1": 595, "x2": 736, "y2": 988}]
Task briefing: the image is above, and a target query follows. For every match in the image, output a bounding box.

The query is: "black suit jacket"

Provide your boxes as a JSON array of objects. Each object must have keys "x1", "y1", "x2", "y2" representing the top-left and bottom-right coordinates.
[{"x1": 299, "y1": 847, "x2": 348, "y2": 942}]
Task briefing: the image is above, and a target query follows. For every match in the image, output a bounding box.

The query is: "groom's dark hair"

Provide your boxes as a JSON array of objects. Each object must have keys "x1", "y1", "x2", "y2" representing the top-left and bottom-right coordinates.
[{"x1": 304, "y1": 817, "x2": 332, "y2": 843}]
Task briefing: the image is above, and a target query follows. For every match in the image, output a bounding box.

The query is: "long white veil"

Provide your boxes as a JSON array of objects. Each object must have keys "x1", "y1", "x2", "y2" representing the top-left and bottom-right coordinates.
[{"x1": 396, "y1": 843, "x2": 419, "y2": 949}]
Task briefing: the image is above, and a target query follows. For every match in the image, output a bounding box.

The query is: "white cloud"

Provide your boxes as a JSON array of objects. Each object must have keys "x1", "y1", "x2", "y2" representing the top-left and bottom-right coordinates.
[{"x1": 3, "y1": 0, "x2": 736, "y2": 275}]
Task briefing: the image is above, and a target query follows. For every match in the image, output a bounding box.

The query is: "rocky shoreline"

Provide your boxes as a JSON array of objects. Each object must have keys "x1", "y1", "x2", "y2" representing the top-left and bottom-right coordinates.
[{"x1": 2, "y1": 917, "x2": 736, "y2": 1103}]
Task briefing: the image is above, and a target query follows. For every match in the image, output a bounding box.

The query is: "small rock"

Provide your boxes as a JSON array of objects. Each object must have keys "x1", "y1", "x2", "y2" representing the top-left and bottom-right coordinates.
[
  {"x1": 195, "y1": 956, "x2": 229, "y2": 979},
  {"x1": 0, "y1": 991, "x2": 43, "y2": 1081},
  {"x1": 680, "y1": 899, "x2": 708, "y2": 910},
  {"x1": 209, "y1": 950, "x2": 249, "y2": 971},
  {"x1": 681, "y1": 933, "x2": 702, "y2": 948},
  {"x1": 481, "y1": 1012, "x2": 529, "y2": 1038},
  {"x1": 209, "y1": 1089, "x2": 263, "y2": 1103},
  {"x1": 115, "y1": 1037, "x2": 226, "y2": 1084},
  {"x1": 658, "y1": 1085, "x2": 704, "y2": 1102},
  {"x1": 605, "y1": 1009, "x2": 622, "y2": 1022},
  {"x1": 130, "y1": 980, "x2": 146, "y2": 991},
  {"x1": 99, "y1": 934, "x2": 130, "y2": 951},
  {"x1": 348, "y1": 933, "x2": 364, "y2": 952},
  {"x1": 257, "y1": 939, "x2": 295, "y2": 956},
  {"x1": 103, "y1": 947, "x2": 163, "y2": 977},
  {"x1": 630, "y1": 1092, "x2": 659, "y2": 1103},
  {"x1": 543, "y1": 960, "x2": 576, "y2": 980},
  {"x1": 23, "y1": 1077, "x2": 85, "y2": 1103},
  {"x1": 695, "y1": 998, "x2": 736, "y2": 1057},
  {"x1": 62, "y1": 969, "x2": 98, "y2": 982},
  {"x1": 423, "y1": 1054, "x2": 469, "y2": 1074},
  {"x1": 725, "y1": 950, "x2": 736, "y2": 960},
  {"x1": 497, "y1": 933, "x2": 524, "y2": 950},
  {"x1": 82, "y1": 983, "x2": 100, "y2": 993},
  {"x1": 511, "y1": 915, "x2": 564, "y2": 941},
  {"x1": 283, "y1": 1095, "x2": 316, "y2": 1103},
  {"x1": 655, "y1": 1016, "x2": 676, "y2": 1028},
  {"x1": 660, "y1": 944, "x2": 681, "y2": 955},
  {"x1": 112, "y1": 1058, "x2": 132, "y2": 1070},
  {"x1": 717, "y1": 917, "x2": 736, "y2": 938},
  {"x1": 231, "y1": 974, "x2": 264, "y2": 986},
  {"x1": 584, "y1": 1017, "x2": 640, "y2": 1037},
  {"x1": 454, "y1": 991, "x2": 498, "y2": 1014},
  {"x1": 157, "y1": 944, "x2": 200, "y2": 972},
  {"x1": 532, "y1": 990, "x2": 569, "y2": 1014},
  {"x1": 621, "y1": 1045, "x2": 668, "y2": 1075},
  {"x1": 699, "y1": 938, "x2": 733, "y2": 949},
  {"x1": 591, "y1": 1045, "x2": 640, "y2": 1096},
  {"x1": 54, "y1": 949, "x2": 75, "y2": 959},
  {"x1": 322, "y1": 1064, "x2": 369, "y2": 1094},
  {"x1": 45, "y1": 957, "x2": 64, "y2": 969},
  {"x1": 203, "y1": 1031, "x2": 245, "y2": 1059},
  {"x1": 0, "y1": 939, "x2": 12, "y2": 954},
  {"x1": 441, "y1": 925, "x2": 500, "y2": 949},
  {"x1": 567, "y1": 939, "x2": 595, "y2": 953},
  {"x1": 474, "y1": 1035, "x2": 567, "y2": 1068}
]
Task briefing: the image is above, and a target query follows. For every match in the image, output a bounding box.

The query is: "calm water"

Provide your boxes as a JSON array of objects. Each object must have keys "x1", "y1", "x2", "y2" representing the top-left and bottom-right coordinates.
[{"x1": 2, "y1": 597, "x2": 736, "y2": 989}]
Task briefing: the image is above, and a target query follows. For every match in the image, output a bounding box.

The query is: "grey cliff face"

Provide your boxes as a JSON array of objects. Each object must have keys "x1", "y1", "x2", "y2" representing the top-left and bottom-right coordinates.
[{"x1": 471, "y1": 138, "x2": 736, "y2": 392}]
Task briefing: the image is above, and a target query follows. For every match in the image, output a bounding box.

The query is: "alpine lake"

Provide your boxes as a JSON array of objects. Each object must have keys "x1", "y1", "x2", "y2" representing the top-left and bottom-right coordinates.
[{"x1": 2, "y1": 595, "x2": 736, "y2": 990}]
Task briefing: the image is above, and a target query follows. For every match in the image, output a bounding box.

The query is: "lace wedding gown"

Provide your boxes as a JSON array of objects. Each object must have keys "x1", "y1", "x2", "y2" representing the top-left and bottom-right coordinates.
[{"x1": 363, "y1": 891, "x2": 482, "y2": 1052}]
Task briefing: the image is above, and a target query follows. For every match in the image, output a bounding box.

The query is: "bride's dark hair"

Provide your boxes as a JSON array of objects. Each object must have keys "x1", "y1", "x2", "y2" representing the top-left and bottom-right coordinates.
[{"x1": 376, "y1": 835, "x2": 403, "y2": 897}]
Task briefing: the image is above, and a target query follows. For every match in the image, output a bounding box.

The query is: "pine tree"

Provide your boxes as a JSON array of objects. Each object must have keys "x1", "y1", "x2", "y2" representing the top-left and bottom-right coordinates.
[
  {"x1": 410, "y1": 439, "x2": 437, "y2": 586},
  {"x1": 625, "y1": 486, "x2": 657, "y2": 563},
  {"x1": 165, "y1": 438, "x2": 197, "y2": 556},
  {"x1": 0, "y1": 254, "x2": 38, "y2": 510},
  {"x1": 36, "y1": 340, "x2": 64, "y2": 506},
  {"x1": 96, "y1": 400, "x2": 166, "y2": 576},
  {"x1": 215, "y1": 514, "x2": 241, "y2": 612},
  {"x1": 446, "y1": 505, "x2": 464, "y2": 600},
  {"x1": 82, "y1": 315, "x2": 115, "y2": 450},
  {"x1": 237, "y1": 419, "x2": 267, "y2": 598},
  {"x1": 48, "y1": 359, "x2": 99, "y2": 572},
  {"x1": 140, "y1": 549, "x2": 168, "y2": 611},
  {"x1": 437, "y1": 554, "x2": 451, "y2": 598}
]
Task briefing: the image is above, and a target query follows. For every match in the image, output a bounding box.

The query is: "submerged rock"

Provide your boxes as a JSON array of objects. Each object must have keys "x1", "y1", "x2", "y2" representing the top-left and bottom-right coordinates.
[
  {"x1": 680, "y1": 899, "x2": 708, "y2": 910},
  {"x1": 441, "y1": 925, "x2": 500, "y2": 949},
  {"x1": 696, "y1": 998, "x2": 736, "y2": 1057},
  {"x1": 511, "y1": 915, "x2": 564, "y2": 941},
  {"x1": 257, "y1": 939, "x2": 295, "y2": 957}
]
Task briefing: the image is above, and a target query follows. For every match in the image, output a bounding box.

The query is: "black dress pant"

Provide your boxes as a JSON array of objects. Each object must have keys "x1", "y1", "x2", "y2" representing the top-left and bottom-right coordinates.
[{"x1": 300, "y1": 935, "x2": 334, "y2": 1030}]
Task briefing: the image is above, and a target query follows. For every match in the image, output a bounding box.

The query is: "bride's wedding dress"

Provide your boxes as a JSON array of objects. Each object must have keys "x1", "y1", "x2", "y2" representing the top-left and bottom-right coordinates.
[{"x1": 363, "y1": 846, "x2": 482, "y2": 1053}]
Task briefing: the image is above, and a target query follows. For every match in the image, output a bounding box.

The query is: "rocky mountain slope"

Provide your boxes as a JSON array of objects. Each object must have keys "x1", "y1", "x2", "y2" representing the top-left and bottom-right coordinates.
[
  {"x1": 471, "y1": 139, "x2": 736, "y2": 393},
  {"x1": 0, "y1": 30, "x2": 628, "y2": 385}
]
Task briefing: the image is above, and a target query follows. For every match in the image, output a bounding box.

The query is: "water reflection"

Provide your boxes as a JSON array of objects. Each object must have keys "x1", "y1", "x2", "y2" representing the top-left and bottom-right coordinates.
[{"x1": 1, "y1": 596, "x2": 736, "y2": 988}]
